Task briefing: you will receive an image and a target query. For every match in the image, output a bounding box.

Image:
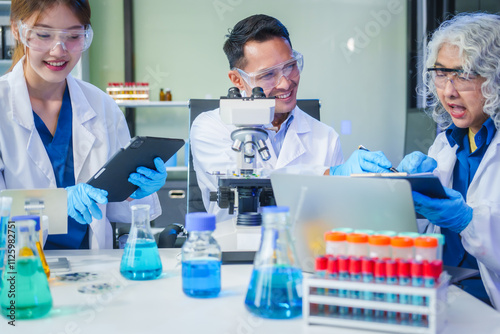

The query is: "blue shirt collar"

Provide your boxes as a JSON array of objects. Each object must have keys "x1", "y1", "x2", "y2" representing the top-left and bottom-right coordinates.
[{"x1": 445, "y1": 117, "x2": 496, "y2": 150}]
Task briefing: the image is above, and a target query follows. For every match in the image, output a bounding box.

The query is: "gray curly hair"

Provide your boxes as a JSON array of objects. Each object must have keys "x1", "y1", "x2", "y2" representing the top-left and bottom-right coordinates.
[{"x1": 423, "y1": 13, "x2": 500, "y2": 130}]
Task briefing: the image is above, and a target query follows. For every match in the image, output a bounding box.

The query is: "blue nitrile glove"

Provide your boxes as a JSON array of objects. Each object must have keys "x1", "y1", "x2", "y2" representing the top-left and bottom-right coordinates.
[
  {"x1": 329, "y1": 150, "x2": 392, "y2": 176},
  {"x1": 397, "y1": 151, "x2": 437, "y2": 174},
  {"x1": 66, "y1": 183, "x2": 108, "y2": 225},
  {"x1": 128, "y1": 157, "x2": 167, "y2": 199},
  {"x1": 412, "y1": 187, "x2": 473, "y2": 234}
]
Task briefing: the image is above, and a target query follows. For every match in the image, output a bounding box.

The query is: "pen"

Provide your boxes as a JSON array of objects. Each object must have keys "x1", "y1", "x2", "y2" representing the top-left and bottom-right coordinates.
[{"x1": 358, "y1": 145, "x2": 399, "y2": 173}]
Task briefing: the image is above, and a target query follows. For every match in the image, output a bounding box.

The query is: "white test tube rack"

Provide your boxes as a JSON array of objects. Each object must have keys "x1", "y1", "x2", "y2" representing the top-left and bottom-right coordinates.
[{"x1": 303, "y1": 274, "x2": 449, "y2": 334}]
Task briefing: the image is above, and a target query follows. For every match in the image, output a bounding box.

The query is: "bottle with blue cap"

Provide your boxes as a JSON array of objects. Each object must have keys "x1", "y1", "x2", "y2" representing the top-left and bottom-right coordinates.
[
  {"x1": 0, "y1": 217, "x2": 52, "y2": 319},
  {"x1": 244, "y1": 206, "x2": 303, "y2": 319},
  {"x1": 181, "y1": 212, "x2": 221, "y2": 298},
  {"x1": 120, "y1": 204, "x2": 162, "y2": 280}
]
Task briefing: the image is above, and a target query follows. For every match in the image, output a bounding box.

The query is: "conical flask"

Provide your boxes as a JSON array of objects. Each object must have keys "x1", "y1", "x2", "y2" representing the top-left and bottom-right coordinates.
[
  {"x1": 0, "y1": 218, "x2": 53, "y2": 319},
  {"x1": 244, "y1": 206, "x2": 303, "y2": 319},
  {"x1": 120, "y1": 204, "x2": 162, "y2": 280},
  {"x1": 0, "y1": 197, "x2": 13, "y2": 282}
]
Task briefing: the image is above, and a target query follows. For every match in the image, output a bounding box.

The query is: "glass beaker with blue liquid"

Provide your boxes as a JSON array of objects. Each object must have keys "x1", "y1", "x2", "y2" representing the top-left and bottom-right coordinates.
[
  {"x1": 0, "y1": 218, "x2": 53, "y2": 319},
  {"x1": 120, "y1": 204, "x2": 162, "y2": 280},
  {"x1": 181, "y1": 213, "x2": 221, "y2": 298},
  {"x1": 0, "y1": 197, "x2": 13, "y2": 281},
  {"x1": 245, "y1": 206, "x2": 303, "y2": 319}
]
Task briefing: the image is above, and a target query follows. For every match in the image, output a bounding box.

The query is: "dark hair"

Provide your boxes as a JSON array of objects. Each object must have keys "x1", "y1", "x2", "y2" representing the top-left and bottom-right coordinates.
[
  {"x1": 223, "y1": 14, "x2": 292, "y2": 69},
  {"x1": 9, "y1": 0, "x2": 91, "y2": 71}
]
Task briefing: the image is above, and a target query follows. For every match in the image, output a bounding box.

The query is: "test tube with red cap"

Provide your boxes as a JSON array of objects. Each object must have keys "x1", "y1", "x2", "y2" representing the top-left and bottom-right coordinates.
[
  {"x1": 349, "y1": 257, "x2": 362, "y2": 317},
  {"x1": 411, "y1": 260, "x2": 424, "y2": 324},
  {"x1": 424, "y1": 260, "x2": 443, "y2": 305},
  {"x1": 361, "y1": 257, "x2": 374, "y2": 318},
  {"x1": 327, "y1": 256, "x2": 339, "y2": 315},
  {"x1": 315, "y1": 256, "x2": 328, "y2": 314},
  {"x1": 374, "y1": 259, "x2": 386, "y2": 319},
  {"x1": 398, "y1": 259, "x2": 411, "y2": 322},
  {"x1": 338, "y1": 256, "x2": 350, "y2": 316},
  {"x1": 386, "y1": 260, "x2": 398, "y2": 321}
]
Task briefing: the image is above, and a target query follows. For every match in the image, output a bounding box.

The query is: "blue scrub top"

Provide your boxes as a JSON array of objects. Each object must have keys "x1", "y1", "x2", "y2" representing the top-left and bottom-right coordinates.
[
  {"x1": 33, "y1": 85, "x2": 89, "y2": 250},
  {"x1": 443, "y1": 117, "x2": 496, "y2": 306}
]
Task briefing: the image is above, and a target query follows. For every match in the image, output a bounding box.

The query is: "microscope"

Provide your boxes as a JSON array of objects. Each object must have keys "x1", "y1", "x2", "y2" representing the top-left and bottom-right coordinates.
[{"x1": 210, "y1": 87, "x2": 277, "y2": 227}]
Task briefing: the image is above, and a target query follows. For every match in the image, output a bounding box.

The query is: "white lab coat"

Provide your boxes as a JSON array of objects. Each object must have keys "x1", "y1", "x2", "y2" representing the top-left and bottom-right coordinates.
[
  {"x1": 0, "y1": 59, "x2": 161, "y2": 249},
  {"x1": 418, "y1": 130, "x2": 500, "y2": 310},
  {"x1": 190, "y1": 106, "x2": 344, "y2": 222}
]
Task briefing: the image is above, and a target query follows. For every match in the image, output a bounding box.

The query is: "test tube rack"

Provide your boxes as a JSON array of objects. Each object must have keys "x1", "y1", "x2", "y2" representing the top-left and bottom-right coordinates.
[{"x1": 303, "y1": 274, "x2": 449, "y2": 334}]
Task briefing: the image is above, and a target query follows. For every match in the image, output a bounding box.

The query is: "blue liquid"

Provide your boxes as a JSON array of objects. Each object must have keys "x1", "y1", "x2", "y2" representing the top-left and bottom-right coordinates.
[
  {"x1": 0, "y1": 216, "x2": 7, "y2": 279},
  {"x1": 0, "y1": 257, "x2": 53, "y2": 319},
  {"x1": 120, "y1": 239, "x2": 162, "y2": 280},
  {"x1": 245, "y1": 266, "x2": 302, "y2": 319},
  {"x1": 182, "y1": 258, "x2": 221, "y2": 298}
]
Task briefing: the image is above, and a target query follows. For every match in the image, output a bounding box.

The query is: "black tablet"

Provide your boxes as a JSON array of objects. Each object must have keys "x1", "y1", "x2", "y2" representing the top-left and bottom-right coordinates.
[{"x1": 87, "y1": 136, "x2": 185, "y2": 202}]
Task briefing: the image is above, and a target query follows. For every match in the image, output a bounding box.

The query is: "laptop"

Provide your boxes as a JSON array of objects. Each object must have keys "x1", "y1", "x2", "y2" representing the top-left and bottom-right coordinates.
[{"x1": 270, "y1": 173, "x2": 418, "y2": 272}]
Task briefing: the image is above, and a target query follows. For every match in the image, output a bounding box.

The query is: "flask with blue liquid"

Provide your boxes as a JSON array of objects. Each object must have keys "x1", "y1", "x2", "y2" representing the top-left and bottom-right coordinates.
[
  {"x1": 120, "y1": 204, "x2": 162, "y2": 280},
  {"x1": 244, "y1": 206, "x2": 303, "y2": 319},
  {"x1": 181, "y1": 213, "x2": 221, "y2": 298},
  {"x1": 0, "y1": 218, "x2": 53, "y2": 319}
]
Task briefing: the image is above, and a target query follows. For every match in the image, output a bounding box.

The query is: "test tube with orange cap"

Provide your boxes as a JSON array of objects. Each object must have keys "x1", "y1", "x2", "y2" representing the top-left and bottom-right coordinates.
[
  {"x1": 324, "y1": 231, "x2": 347, "y2": 256},
  {"x1": 346, "y1": 233, "x2": 369, "y2": 257},
  {"x1": 414, "y1": 236, "x2": 439, "y2": 262},
  {"x1": 368, "y1": 235, "x2": 391, "y2": 259},
  {"x1": 390, "y1": 236, "x2": 414, "y2": 260}
]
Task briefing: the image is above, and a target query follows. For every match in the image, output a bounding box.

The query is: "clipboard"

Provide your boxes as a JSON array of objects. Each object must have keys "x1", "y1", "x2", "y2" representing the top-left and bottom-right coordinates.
[
  {"x1": 87, "y1": 136, "x2": 185, "y2": 202},
  {"x1": 351, "y1": 172, "x2": 448, "y2": 199}
]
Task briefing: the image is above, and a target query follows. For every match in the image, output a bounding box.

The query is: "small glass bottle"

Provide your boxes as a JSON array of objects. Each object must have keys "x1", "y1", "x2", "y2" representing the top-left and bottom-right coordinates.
[
  {"x1": 181, "y1": 212, "x2": 221, "y2": 298},
  {"x1": 165, "y1": 88, "x2": 172, "y2": 101},
  {"x1": 0, "y1": 219, "x2": 53, "y2": 319},
  {"x1": 120, "y1": 204, "x2": 162, "y2": 280},
  {"x1": 245, "y1": 206, "x2": 302, "y2": 319},
  {"x1": 11, "y1": 215, "x2": 50, "y2": 278},
  {"x1": 159, "y1": 88, "x2": 166, "y2": 101}
]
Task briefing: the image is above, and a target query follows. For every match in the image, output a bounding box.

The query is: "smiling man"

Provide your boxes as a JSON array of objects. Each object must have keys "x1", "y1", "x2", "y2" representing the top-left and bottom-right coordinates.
[{"x1": 190, "y1": 14, "x2": 392, "y2": 221}]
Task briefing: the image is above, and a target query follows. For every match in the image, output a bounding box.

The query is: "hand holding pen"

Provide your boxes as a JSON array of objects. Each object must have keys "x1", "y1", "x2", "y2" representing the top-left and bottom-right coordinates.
[
  {"x1": 329, "y1": 146, "x2": 395, "y2": 175},
  {"x1": 358, "y1": 145, "x2": 399, "y2": 173}
]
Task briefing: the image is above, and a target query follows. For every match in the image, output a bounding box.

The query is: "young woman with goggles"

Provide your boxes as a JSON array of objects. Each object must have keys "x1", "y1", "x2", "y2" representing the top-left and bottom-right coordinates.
[{"x1": 0, "y1": 0, "x2": 165, "y2": 250}]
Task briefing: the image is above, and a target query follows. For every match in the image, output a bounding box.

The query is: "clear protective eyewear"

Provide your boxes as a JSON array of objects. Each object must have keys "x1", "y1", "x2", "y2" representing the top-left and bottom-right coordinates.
[
  {"x1": 427, "y1": 67, "x2": 481, "y2": 92},
  {"x1": 17, "y1": 21, "x2": 93, "y2": 53},
  {"x1": 235, "y1": 50, "x2": 304, "y2": 90}
]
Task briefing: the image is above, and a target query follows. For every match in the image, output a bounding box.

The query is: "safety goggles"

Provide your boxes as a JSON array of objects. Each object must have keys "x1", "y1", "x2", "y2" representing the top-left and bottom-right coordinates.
[
  {"x1": 427, "y1": 67, "x2": 481, "y2": 92},
  {"x1": 235, "y1": 50, "x2": 304, "y2": 90},
  {"x1": 17, "y1": 21, "x2": 93, "y2": 53}
]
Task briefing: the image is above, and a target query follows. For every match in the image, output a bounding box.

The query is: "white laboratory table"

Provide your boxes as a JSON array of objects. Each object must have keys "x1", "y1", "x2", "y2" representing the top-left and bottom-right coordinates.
[{"x1": 1, "y1": 249, "x2": 500, "y2": 334}]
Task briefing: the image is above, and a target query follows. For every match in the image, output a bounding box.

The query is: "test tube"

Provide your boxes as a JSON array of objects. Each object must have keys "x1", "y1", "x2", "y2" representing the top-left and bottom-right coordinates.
[
  {"x1": 425, "y1": 233, "x2": 445, "y2": 261},
  {"x1": 361, "y1": 257, "x2": 374, "y2": 318},
  {"x1": 410, "y1": 260, "x2": 424, "y2": 325},
  {"x1": 324, "y1": 231, "x2": 347, "y2": 256},
  {"x1": 397, "y1": 259, "x2": 411, "y2": 323},
  {"x1": 332, "y1": 227, "x2": 354, "y2": 234},
  {"x1": 385, "y1": 260, "x2": 398, "y2": 321},
  {"x1": 373, "y1": 259, "x2": 386, "y2": 319},
  {"x1": 368, "y1": 235, "x2": 391, "y2": 259},
  {"x1": 423, "y1": 260, "x2": 443, "y2": 305},
  {"x1": 374, "y1": 230, "x2": 397, "y2": 237},
  {"x1": 338, "y1": 256, "x2": 350, "y2": 316},
  {"x1": 391, "y1": 236, "x2": 414, "y2": 260},
  {"x1": 314, "y1": 256, "x2": 328, "y2": 315},
  {"x1": 346, "y1": 233, "x2": 369, "y2": 257},
  {"x1": 327, "y1": 256, "x2": 338, "y2": 315},
  {"x1": 349, "y1": 257, "x2": 362, "y2": 318},
  {"x1": 353, "y1": 229, "x2": 375, "y2": 235},
  {"x1": 414, "y1": 236, "x2": 438, "y2": 262}
]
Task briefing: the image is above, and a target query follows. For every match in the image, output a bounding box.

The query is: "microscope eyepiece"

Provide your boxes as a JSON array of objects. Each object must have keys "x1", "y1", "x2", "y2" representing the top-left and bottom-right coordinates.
[
  {"x1": 251, "y1": 87, "x2": 266, "y2": 98},
  {"x1": 227, "y1": 87, "x2": 242, "y2": 98}
]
